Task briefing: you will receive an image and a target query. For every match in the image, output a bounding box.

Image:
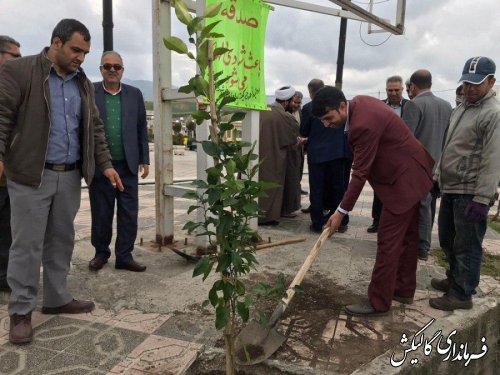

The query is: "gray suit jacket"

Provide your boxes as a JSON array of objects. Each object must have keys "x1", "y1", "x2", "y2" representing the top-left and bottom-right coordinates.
[
  {"x1": 93, "y1": 82, "x2": 149, "y2": 175},
  {"x1": 402, "y1": 91, "x2": 452, "y2": 163}
]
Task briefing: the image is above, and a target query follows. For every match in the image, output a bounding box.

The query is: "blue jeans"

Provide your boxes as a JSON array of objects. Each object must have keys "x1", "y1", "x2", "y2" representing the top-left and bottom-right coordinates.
[{"x1": 438, "y1": 194, "x2": 486, "y2": 300}]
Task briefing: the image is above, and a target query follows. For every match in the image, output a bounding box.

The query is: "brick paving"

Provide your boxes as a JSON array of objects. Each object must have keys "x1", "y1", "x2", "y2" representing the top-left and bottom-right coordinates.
[{"x1": 0, "y1": 149, "x2": 499, "y2": 374}]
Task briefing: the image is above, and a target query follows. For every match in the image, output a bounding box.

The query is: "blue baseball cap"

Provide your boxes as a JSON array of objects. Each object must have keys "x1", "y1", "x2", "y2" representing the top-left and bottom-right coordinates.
[{"x1": 459, "y1": 56, "x2": 496, "y2": 84}]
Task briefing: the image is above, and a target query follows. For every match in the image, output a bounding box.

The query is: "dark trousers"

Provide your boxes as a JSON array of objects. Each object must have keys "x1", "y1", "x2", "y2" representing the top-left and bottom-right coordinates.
[
  {"x1": 0, "y1": 186, "x2": 12, "y2": 285},
  {"x1": 371, "y1": 193, "x2": 383, "y2": 223},
  {"x1": 308, "y1": 159, "x2": 351, "y2": 231},
  {"x1": 438, "y1": 194, "x2": 486, "y2": 300},
  {"x1": 89, "y1": 160, "x2": 138, "y2": 265},
  {"x1": 368, "y1": 202, "x2": 420, "y2": 312}
]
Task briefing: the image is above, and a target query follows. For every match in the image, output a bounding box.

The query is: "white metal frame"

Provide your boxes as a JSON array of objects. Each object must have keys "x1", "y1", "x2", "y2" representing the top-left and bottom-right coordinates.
[{"x1": 152, "y1": 0, "x2": 406, "y2": 246}]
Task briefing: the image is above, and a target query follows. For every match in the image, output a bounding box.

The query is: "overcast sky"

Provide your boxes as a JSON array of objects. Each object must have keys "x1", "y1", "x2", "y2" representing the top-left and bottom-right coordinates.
[{"x1": 1, "y1": 0, "x2": 499, "y2": 105}]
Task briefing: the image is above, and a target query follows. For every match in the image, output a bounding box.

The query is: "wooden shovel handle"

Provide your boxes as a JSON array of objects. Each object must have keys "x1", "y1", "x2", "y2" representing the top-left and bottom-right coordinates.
[{"x1": 281, "y1": 227, "x2": 331, "y2": 310}]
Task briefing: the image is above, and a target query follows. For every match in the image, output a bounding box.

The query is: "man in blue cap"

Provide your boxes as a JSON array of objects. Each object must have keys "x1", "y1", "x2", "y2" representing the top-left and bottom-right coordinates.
[{"x1": 430, "y1": 56, "x2": 500, "y2": 311}]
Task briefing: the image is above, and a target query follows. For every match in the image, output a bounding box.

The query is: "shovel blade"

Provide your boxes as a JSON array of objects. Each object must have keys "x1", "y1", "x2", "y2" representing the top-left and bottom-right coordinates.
[{"x1": 235, "y1": 320, "x2": 286, "y2": 365}]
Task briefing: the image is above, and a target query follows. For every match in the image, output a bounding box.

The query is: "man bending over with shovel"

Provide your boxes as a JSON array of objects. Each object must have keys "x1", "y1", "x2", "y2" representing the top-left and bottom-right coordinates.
[{"x1": 312, "y1": 86, "x2": 434, "y2": 316}]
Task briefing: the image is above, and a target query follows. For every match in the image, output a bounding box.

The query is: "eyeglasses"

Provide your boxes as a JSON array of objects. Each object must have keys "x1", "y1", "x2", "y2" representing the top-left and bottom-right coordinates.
[
  {"x1": 0, "y1": 50, "x2": 21, "y2": 58},
  {"x1": 101, "y1": 63, "x2": 123, "y2": 71}
]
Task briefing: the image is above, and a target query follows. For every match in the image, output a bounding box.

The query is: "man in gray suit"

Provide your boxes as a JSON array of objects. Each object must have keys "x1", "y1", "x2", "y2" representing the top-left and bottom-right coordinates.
[
  {"x1": 403, "y1": 69, "x2": 452, "y2": 261},
  {"x1": 89, "y1": 51, "x2": 149, "y2": 272}
]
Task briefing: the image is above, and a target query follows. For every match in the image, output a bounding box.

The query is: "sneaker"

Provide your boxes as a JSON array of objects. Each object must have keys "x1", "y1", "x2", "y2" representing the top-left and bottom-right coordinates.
[
  {"x1": 430, "y1": 278, "x2": 449, "y2": 292},
  {"x1": 429, "y1": 294, "x2": 472, "y2": 311},
  {"x1": 418, "y1": 249, "x2": 428, "y2": 261},
  {"x1": 9, "y1": 313, "x2": 33, "y2": 344}
]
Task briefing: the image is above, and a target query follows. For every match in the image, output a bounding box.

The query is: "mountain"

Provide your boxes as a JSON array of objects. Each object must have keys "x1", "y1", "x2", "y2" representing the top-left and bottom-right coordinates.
[{"x1": 122, "y1": 79, "x2": 154, "y2": 101}]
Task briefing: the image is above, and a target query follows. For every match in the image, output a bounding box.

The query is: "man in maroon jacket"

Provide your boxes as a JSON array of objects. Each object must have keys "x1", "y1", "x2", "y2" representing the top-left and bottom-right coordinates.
[{"x1": 312, "y1": 86, "x2": 434, "y2": 316}]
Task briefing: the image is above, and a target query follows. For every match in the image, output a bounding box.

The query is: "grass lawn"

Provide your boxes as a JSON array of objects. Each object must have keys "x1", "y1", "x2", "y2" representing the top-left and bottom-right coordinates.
[{"x1": 430, "y1": 246, "x2": 500, "y2": 279}]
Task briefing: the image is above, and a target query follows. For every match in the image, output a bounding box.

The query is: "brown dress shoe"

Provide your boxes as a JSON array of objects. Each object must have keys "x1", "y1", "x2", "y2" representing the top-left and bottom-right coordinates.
[
  {"x1": 430, "y1": 278, "x2": 449, "y2": 292},
  {"x1": 115, "y1": 260, "x2": 147, "y2": 272},
  {"x1": 429, "y1": 294, "x2": 472, "y2": 311},
  {"x1": 9, "y1": 313, "x2": 33, "y2": 344},
  {"x1": 42, "y1": 299, "x2": 95, "y2": 314},
  {"x1": 89, "y1": 257, "x2": 108, "y2": 271}
]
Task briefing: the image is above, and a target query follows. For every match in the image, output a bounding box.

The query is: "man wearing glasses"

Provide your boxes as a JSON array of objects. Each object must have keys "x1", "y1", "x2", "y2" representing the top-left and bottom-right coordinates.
[
  {"x1": 367, "y1": 75, "x2": 409, "y2": 234},
  {"x1": 0, "y1": 35, "x2": 21, "y2": 294},
  {"x1": 88, "y1": 51, "x2": 149, "y2": 272}
]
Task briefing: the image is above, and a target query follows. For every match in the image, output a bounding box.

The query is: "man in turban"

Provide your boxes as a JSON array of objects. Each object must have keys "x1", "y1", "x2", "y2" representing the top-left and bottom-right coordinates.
[{"x1": 258, "y1": 86, "x2": 302, "y2": 225}]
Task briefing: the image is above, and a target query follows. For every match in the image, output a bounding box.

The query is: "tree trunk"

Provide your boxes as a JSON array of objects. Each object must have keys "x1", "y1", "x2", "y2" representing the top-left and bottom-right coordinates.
[{"x1": 224, "y1": 318, "x2": 235, "y2": 375}]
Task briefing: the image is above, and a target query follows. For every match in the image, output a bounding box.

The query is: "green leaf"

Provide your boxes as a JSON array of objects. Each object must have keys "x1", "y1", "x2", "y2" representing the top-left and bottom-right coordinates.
[
  {"x1": 163, "y1": 36, "x2": 188, "y2": 55},
  {"x1": 209, "y1": 287, "x2": 219, "y2": 307},
  {"x1": 230, "y1": 112, "x2": 246, "y2": 123},
  {"x1": 189, "y1": 75, "x2": 209, "y2": 97},
  {"x1": 235, "y1": 280, "x2": 246, "y2": 296},
  {"x1": 204, "y1": 3, "x2": 222, "y2": 18},
  {"x1": 201, "y1": 21, "x2": 221, "y2": 39},
  {"x1": 182, "y1": 221, "x2": 200, "y2": 233},
  {"x1": 218, "y1": 94, "x2": 236, "y2": 108},
  {"x1": 222, "y1": 281, "x2": 234, "y2": 300},
  {"x1": 216, "y1": 252, "x2": 232, "y2": 272},
  {"x1": 213, "y1": 47, "x2": 231, "y2": 58},
  {"x1": 174, "y1": 0, "x2": 193, "y2": 25},
  {"x1": 202, "y1": 141, "x2": 220, "y2": 158},
  {"x1": 178, "y1": 84, "x2": 194, "y2": 94},
  {"x1": 242, "y1": 201, "x2": 259, "y2": 215},
  {"x1": 187, "y1": 17, "x2": 203, "y2": 35},
  {"x1": 231, "y1": 252, "x2": 243, "y2": 272},
  {"x1": 187, "y1": 205, "x2": 199, "y2": 214},
  {"x1": 193, "y1": 256, "x2": 210, "y2": 278},
  {"x1": 202, "y1": 299, "x2": 210, "y2": 308},
  {"x1": 236, "y1": 301, "x2": 250, "y2": 322},
  {"x1": 219, "y1": 122, "x2": 234, "y2": 133},
  {"x1": 225, "y1": 160, "x2": 236, "y2": 176},
  {"x1": 182, "y1": 191, "x2": 199, "y2": 200},
  {"x1": 191, "y1": 110, "x2": 211, "y2": 124},
  {"x1": 215, "y1": 304, "x2": 230, "y2": 329}
]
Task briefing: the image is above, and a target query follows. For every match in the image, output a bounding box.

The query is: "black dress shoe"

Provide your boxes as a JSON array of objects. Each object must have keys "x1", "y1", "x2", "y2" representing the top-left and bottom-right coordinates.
[
  {"x1": 367, "y1": 222, "x2": 378, "y2": 233},
  {"x1": 345, "y1": 300, "x2": 389, "y2": 316},
  {"x1": 89, "y1": 257, "x2": 108, "y2": 271},
  {"x1": 0, "y1": 279, "x2": 11, "y2": 293},
  {"x1": 115, "y1": 260, "x2": 147, "y2": 272},
  {"x1": 309, "y1": 224, "x2": 322, "y2": 233},
  {"x1": 258, "y1": 220, "x2": 279, "y2": 226}
]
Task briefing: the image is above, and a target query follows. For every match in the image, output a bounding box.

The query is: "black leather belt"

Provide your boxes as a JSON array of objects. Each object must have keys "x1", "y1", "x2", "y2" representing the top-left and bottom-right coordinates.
[{"x1": 44, "y1": 162, "x2": 80, "y2": 172}]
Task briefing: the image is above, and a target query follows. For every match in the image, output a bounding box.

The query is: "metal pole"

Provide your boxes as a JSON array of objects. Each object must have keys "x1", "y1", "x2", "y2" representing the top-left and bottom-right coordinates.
[
  {"x1": 103, "y1": 0, "x2": 114, "y2": 52},
  {"x1": 335, "y1": 16, "x2": 347, "y2": 90}
]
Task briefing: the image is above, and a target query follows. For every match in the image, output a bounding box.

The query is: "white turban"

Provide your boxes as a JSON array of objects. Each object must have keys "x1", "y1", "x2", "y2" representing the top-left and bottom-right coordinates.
[{"x1": 275, "y1": 86, "x2": 296, "y2": 101}]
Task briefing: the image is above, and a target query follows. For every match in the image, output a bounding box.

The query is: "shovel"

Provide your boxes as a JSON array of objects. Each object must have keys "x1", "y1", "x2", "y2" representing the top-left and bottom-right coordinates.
[{"x1": 235, "y1": 227, "x2": 331, "y2": 365}]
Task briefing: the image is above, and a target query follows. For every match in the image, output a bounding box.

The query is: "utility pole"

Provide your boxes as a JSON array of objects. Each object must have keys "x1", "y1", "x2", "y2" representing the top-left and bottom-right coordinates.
[
  {"x1": 103, "y1": 0, "x2": 114, "y2": 52},
  {"x1": 335, "y1": 15, "x2": 348, "y2": 90}
]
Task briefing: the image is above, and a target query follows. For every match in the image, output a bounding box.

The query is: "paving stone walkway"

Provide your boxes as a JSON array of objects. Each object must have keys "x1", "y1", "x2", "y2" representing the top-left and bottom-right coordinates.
[{"x1": 0, "y1": 149, "x2": 498, "y2": 375}]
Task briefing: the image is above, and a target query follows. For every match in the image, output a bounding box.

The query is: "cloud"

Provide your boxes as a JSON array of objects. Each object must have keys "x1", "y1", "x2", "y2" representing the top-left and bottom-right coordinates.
[{"x1": 1, "y1": 0, "x2": 499, "y2": 105}]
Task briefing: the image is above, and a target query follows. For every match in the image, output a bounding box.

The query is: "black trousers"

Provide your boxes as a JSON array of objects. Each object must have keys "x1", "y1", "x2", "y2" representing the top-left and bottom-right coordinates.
[
  {"x1": 371, "y1": 193, "x2": 383, "y2": 223},
  {"x1": 89, "y1": 160, "x2": 139, "y2": 265},
  {"x1": 308, "y1": 158, "x2": 351, "y2": 231}
]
